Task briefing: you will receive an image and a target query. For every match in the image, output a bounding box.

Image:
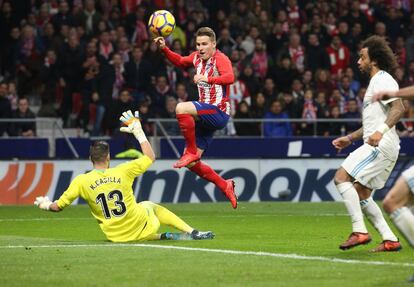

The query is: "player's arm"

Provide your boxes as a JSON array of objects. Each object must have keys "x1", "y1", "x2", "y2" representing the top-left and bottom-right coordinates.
[
  {"x1": 372, "y1": 85, "x2": 414, "y2": 101},
  {"x1": 332, "y1": 127, "x2": 363, "y2": 152},
  {"x1": 207, "y1": 54, "x2": 234, "y2": 85},
  {"x1": 154, "y1": 37, "x2": 194, "y2": 69},
  {"x1": 367, "y1": 99, "x2": 405, "y2": 146},
  {"x1": 34, "y1": 176, "x2": 82, "y2": 212},
  {"x1": 119, "y1": 110, "x2": 155, "y2": 162}
]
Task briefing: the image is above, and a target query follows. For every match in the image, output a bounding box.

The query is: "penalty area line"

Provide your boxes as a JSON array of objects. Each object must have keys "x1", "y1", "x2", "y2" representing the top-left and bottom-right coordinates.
[{"x1": 0, "y1": 243, "x2": 412, "y2": 268}]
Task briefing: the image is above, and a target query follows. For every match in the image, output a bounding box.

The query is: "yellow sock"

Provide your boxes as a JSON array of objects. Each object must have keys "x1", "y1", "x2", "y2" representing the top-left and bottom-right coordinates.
[{"x1": 153, "y1": 204, "x2": 193, "y2": 233}]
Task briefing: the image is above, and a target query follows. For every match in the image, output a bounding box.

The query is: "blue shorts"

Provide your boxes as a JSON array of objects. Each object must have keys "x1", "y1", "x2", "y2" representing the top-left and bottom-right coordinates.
[{"x1": 192, "y1": 101, "x2": 229, "y2": 150}]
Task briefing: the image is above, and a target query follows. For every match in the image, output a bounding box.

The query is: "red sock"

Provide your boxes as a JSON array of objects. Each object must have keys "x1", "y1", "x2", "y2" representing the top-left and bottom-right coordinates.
[
  {"x1": 176, "y1": 114, "x2": 197, "y2": 154},
  {"x1": 190, "y1": 161, "x2": 227, "y2": 191}
]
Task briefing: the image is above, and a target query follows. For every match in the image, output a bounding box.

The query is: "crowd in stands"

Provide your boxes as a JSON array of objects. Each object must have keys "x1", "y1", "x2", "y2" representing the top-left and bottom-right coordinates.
[{"x1": 0, "y1": 0, "x2": 414, "y2": 138}]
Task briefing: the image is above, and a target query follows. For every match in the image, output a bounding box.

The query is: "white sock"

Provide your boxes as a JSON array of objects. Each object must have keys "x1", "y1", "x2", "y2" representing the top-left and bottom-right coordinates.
[
  {"x1": 336, "y1": 182, "x2": 368, "y2": 233},
  {"x1": 360, "y1": 197, "x2": 398, "y2": 241},
  {"x1": 390, "y1": 207, "x2": 414, "y2": 247}
]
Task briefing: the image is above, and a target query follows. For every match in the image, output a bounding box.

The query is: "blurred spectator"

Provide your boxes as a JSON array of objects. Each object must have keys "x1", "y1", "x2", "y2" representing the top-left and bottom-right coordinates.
[
  {"x1": 107, "y1": 89, "x2": 134, "y2": 135},
  {"x1": 329, "y1": 89, "x2": 346, "y2": 114},
  {"x1": 280, "y1": 90, "x2": 301, "y2": 119},
  {"x1": 344, "y1": 67, "x2": 361, "y2": 94},
  {"x1": 262, "y1": 77, "x2": 278, "y2": 100},
  {"x1": 229, "y1": 1, "x2": 257, "y2": 36},
  {"x1": 251, "y1": 92, "x2": 267, "y2": 119},
  {"x1": 343, "y1": 98, "x2": 361, "y2": 133},
  {"x1": 6, "y1": 81, "x2": 17, "y2": 111},
  {"x1": 298, "y1": 89, "x2": 317, "y2": 136},
  {"x1": 250, "y1": 38, "x2": 268, "y2": 79},
  {"x1": 77, "y1": 0, "x2": 102, "y2": 36},
  {"x1": 0, "y1": 82, "x2": 11, "y2": 136},
  {"x1": 291, "y1": 78, "x2": 304, "y2": 100},
  {"x1": 148, "y1": 74, "x2": 174, "y2": 117},
  {"x1": 326, "y1": 35, "x2": 350, "y2": 78},
  {"x1": 217, "y1": 28, "x2": 237, "y2": 57},
  {"x1": 9, "y1": 97, "x2": 36, "y2": 137},
  {"x1": 125, "y1": 5, "x2": 148, "y2": 47},
  {"x1": 51, "y1": 1, "x2": 74, "y2": 32},
  {"x1": 325, "y1": 105, "x2": 343, "y2": 136},
  {"x1": 277, "y1": 32, "x2": 305, "y2": 73},
  {"x1": 338, "y1": 75, "x2": 357, "y2": 101},
  {"x1": 263, "y1": 99, "x2": 292, "y2": 137},
  {"x1": 239, "y1": 65, "x2": 261, "y2": 96},
  {"x1": 109, "y1": 53, "x2": 126, "y2": 100},
  {"x1": 137, "y1": 99, "x2": 153, "y2": 136},
  {"x1": 308, "y1": 13, "x2": 329, "y2": 46},
  {"x1": 59, "y1": 33, "x2": 83, "y2": 125},
  {"x1": 161, "y1": 96, "x2": 180, "y2": 136},
  {"x1": 85, "y1": 91, "x2": 105, "y2": 136},
  {"x1": 229, "y1": 65, "x2": 250, "y2": 117},
  {"x1": 315, "y1": 91, "x2": 330, "y2": 135},
  {"x1": 39, "y1": 49, "x2": 60, "y2": 108},
  {"x1": 16, "y1": 25, "x2": 44, "y2": 96},
  {"x1": 98, "y1": 31, "x2": 114, "y2": 61},
  {"x1": 315, "y1": 69, "x2": 335, "y2": 98},
  {"x1": 305, "y1": 33, "x2": 330, "y2": 73},
  {"x1": 125, "y1": 46, "x2": 152, "y2": 102},
  {"x1": 266, "y1": 22, "x2": 288, "y2": 63},
  {"x1": 394, "y1": 36, "x2": 407, "y2": 67},
  {"x1": 240, "y1": 26, "x2": 260, "y2": 55},
  {"x1": 234, "y1": 100, "x2": 259, "y2": 136},
  {"x1": 269, "y1": 56, "x2": 299, "y2": 90}
]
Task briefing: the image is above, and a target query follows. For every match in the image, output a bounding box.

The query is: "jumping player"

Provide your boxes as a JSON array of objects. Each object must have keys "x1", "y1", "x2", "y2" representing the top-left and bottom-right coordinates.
[
  {"x1": 154, "y1": 27, "x2": 237, "y2": 209},
  {"x1": 332, "y1": 36, "x2": 405, "y2": 252}
]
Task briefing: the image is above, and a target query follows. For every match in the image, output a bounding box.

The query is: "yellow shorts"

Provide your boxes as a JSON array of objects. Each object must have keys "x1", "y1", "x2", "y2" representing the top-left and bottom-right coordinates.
[{"x1": 136, "y1": 201, "x2": 161, "y2": 241}]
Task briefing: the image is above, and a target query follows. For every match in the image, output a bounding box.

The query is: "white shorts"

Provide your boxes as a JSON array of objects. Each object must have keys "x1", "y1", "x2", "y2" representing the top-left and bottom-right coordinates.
[
  {"x1": 402, "y1": 165, "x2": 414, "y2": 194},
  {"x1": 342, "y1": 144, "x2": 397, "y2": 190}
]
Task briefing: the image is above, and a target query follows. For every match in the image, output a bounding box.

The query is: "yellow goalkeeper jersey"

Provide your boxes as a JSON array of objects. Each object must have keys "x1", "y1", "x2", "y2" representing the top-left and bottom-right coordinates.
[{"x1": 57, "y1": 156, "x2": 153, "y2": 242}]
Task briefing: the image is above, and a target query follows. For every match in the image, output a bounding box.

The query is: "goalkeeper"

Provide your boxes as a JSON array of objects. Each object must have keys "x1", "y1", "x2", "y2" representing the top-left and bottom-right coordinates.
[{"x1": 34, "y1": 110, "x2": 214, "y2": 242}]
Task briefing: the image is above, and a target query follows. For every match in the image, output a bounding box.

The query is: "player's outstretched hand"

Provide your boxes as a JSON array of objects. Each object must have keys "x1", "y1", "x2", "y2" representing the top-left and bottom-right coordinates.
[
  {"x1": 34, "y1": 196, "x2": 52, "y2": 211},
  {"x1": 153, "y1": 37, "x2": 166, "y2": 49},
  {"x1": 119, "y1": 110, "x2": 142, "y2": 134},
  {"x1": 372, "y1": 90, "x2": 397, "y2": 102},
  {"x1": 332, "y1": 136, "x2": 352, "y2": 153}
]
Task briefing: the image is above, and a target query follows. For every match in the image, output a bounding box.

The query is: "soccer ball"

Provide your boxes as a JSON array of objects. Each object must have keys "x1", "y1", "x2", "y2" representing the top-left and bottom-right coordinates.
[{"x1": 148, "y1": 10, "x2": 176, "y2": 37}]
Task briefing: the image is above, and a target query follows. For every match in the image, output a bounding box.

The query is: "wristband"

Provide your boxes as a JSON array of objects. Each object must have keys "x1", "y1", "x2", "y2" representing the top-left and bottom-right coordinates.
[
  {"x1": 346, "y1": 135, "x2": 353, "y2": 142},
  {"x1": 376, "y1": 123, "x2": 390, "y2": 134}
]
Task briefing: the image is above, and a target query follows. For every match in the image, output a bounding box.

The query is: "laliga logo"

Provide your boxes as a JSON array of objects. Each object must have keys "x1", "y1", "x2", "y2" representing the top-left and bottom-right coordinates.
[{"x1": 0, "y1": 163, "x2": 54, "y2": 204}]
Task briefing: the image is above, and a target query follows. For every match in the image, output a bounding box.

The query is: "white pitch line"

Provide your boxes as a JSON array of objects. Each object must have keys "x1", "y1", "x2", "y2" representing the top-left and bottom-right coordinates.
[
  {"x1": 0, "y1": 214, "x2": 348, "y2": 222},
  {"x1": 0, "y1": 243, "x2": 412, "y2": 268}
]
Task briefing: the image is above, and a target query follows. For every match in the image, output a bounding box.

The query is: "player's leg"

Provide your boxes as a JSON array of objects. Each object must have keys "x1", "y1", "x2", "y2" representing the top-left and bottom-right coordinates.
[
  {"x1": 383, "y1": 171, "x2": 414, "y2": 247},
  {"x1": 139, "y1": 201, "x2": 214, "y2": 240},
  {"x1": 355, "y1": 183, "x2": 400, "y2": 252},
  {"x1": 174, "y1": 101, "x2": 200, "y2": 168},
  {"x1": 187, "y1": 157, "x2": 237, "y2": 209},
  {"x1": 335, "y1": 145, "x2": 378, "y2": 249}
]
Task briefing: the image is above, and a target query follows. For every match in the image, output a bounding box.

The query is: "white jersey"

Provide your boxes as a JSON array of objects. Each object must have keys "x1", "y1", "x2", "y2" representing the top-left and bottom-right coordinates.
[{"x1": 362, "y1": 70, "x2": 400, "y2": 160}]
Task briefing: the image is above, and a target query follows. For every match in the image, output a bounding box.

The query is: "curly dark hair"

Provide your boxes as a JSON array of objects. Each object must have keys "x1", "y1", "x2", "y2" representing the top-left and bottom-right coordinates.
[{"x1": 362, "y1": 36, "x2": 397, "y2": 75}]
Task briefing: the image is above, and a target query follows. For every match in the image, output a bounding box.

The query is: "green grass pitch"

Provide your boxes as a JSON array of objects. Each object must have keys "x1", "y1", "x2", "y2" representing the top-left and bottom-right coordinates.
[{"x1": 1, "y1": 202, "x2": 413, "y2": 287}]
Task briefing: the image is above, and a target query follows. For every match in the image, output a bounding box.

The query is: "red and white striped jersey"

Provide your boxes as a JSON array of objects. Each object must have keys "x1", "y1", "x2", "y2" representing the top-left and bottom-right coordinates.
[{"x1": 162, "y1": 47, "x2": 234, "y2": 115}]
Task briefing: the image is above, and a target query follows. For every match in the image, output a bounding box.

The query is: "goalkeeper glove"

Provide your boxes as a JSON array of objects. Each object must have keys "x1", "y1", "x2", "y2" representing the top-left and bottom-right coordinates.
[
  {"x1": 119, "y1": 110, "x2": 148, "y2": 143},
  {"x1": 34, "y1": 196, "x2": 53, "y2": 211}
]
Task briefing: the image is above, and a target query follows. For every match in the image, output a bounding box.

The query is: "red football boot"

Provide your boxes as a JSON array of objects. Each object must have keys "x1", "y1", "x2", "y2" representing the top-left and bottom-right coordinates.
[
  {"x1": 222, "y1": 179, "x2": 238, "y2": 209},
  {"x1": 339, "y1": 232, "x2": 372, "y2": 250},
  {"x1": 173, "y1": 153, "x2": 200, "y2": 168},
  {"x1": 369, "y1": 240, "x2": 402, "y2": 252}
]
